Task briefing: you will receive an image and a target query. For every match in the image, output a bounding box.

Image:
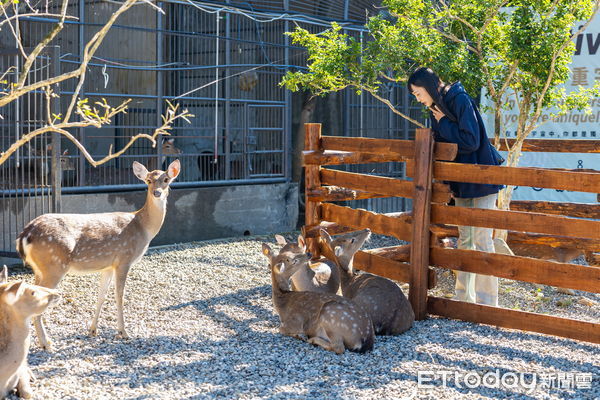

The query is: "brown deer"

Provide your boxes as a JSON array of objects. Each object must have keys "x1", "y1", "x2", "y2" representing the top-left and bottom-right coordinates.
[
  {"x1": 1, "y1": 266, "x2": 58, "y2": 399},
  {"x1": 15, "y1": 160, "x2": 180, "y2": 351},
  {"x1": 320, "y1": 228, "x2": 415, "y2": 335},
  {"x1": 261, "y1": 243, "x2": 374, "y2": 354},
  {"x1": 274, "y1": 234, "x2": 340, "y2": 294}
]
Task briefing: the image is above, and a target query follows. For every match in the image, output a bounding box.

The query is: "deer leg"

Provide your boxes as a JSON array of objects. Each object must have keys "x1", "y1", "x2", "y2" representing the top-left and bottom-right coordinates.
[
  {"x1": 278, "y1": 324, "x2": 306, "y2": 340},
  {"x1": 16, "y1": 365, "x2": 33, "y2": 399},
  {"x1": 307, "y1": 326, "x2": 344, "y2": 354},
  {"x1": 33, "y1": 273, "x2": 63, "y2": 352},
  {"x1": 88, "y1": 268, "x2": 114, "y2": 336},
  {"x1": 114, "y1": 265, "x2": 131, "y2": 340}
]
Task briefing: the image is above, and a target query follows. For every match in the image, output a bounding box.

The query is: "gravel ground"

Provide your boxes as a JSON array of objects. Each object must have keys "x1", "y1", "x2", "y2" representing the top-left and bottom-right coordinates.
[{"x1": 4, "y1": 232, "x2": 599, "y2": 400}]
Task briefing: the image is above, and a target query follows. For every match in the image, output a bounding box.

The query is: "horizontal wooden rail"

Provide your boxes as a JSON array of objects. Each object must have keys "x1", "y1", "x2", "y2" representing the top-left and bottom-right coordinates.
[
  {"x1": 320, "y1": 203, "x2": 412, "y2": 242},
  {"x1": 432, "y1": 162, "x2": 600, "y2": 193},
  {"x1": 321, "y1": 136, "x2": 458, "y2": 161},
  {"x1": 510, "y1": 200, "x2": 600, "y2": 219},
  {"x1": 307, "y1": 186, "x2": 388, "y2": 202},
  {"x1": 303, "y1": 150, "x2": 410, "y2": 165},
  {"x1": 303, "y1": 222, "x2": 364, "y2": 238},
  {"x1": 431, "y1": 204, "x2": 600, "y2": 240},
  {"x1": 495, "y1": 138, "x2": 600, "y2": 153},
  {"x1": 430, "y1": 247, "x2": 600, "y2": 293},
  {"x1": 320, "y1": 169, "x2": 452, "y2": 203},
  {"x1": 431, "y1": 224, "x2": 600, "y2": 251},
  {"x1": 354, "y1": 250, "x2": 436, "y2": 289},
  {"x1": 361, "y1": 245, "x2": 411, "y2": 263},
  {"x1": 428, "y1": 296, "x2": 600, "y2": 344},
  {"x1": 308, "y1": 185, "x2": 451, "y2": 203}
]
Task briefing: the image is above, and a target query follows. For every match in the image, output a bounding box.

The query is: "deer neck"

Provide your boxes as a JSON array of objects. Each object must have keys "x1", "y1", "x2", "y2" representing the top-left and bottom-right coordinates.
[
  {"x1": 135, "y1": 189, "x2": 168, "y2": 240},
  {"x1": 0, "y1": 306, "x2": 29, "y2": 359},
  {"x1": 336, "y1": 256, "x2": 355, "y2": 289},
  {"x1": 271, "y1": 270, "x2": 293, "y2": 313}
]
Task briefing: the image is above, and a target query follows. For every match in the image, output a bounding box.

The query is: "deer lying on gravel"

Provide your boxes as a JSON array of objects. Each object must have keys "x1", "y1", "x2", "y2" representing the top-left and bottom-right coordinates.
[
  {"x1": 16, "y1": 160, "x2": 180, "y2": 351},
  {"x1": 320, "y1": 228, "x2": 415, "y2": 335},
  {"x1": 261, "y1": 243, "x2": 374, "y2": 354},
  {"x1": 1, "y1": 266, "x2": 58, "y2": 399},
  {"x1": 274, "y1": 235, "x2": 340, "y2": 294}
]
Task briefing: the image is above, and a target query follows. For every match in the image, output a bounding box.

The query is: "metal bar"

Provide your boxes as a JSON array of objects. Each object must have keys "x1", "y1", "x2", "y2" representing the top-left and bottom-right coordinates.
[
  {"x1": 225, "y1": 8, "x2": 231, "y2": 180},
  {"x1": 50, "y1": 45, "x2": 62, "y2": 213}
]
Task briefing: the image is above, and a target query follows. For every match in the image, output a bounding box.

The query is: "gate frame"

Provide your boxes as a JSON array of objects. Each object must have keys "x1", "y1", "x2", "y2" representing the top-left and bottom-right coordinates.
[{"x1": 302, "y1": 122, "x2": 600, "y2": 344}]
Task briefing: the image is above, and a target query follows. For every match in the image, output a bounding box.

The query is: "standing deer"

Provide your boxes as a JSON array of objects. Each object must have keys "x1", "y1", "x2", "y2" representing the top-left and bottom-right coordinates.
[
  {"x1": 261, "y1": 243, "x2": 374, "y2": 354},
  {"x1": 1, "y1": 266, "x2": 58, "y2": 399},
  {"x1": 274, "y1": 234, "x2": 340, "y2": 294},
  {"x1": 320, "y1": 228, "x2": 415, "y2": 335},
  {"x1": 16, "y1": 160, "x2": 180, "y2": 351}
]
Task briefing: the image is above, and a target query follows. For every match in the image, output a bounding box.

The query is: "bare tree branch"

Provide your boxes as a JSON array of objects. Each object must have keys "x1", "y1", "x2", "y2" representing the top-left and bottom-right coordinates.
[
  {"x1": 16, "y1": 0, "x2": 69, "y2": 88},
  {"x1": 64, "y1": 0, "x2": 139, "y2": 122},
  {"x1": 0, "y1": 101, "x2": 193, "y2": 168},
  {"x1": 366, "y1": 87, "x2": 426, "y2": 128}
]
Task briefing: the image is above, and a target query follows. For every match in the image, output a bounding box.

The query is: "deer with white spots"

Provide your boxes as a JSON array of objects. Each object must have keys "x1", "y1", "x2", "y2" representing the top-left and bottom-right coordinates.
[
  {"x1": 261, "y1": 243, "x2": 374, "y2": 354},
  {"x1": 1, "y1": 265, "x2": 58, "y2": 399},
  {"x1": 274, "y1": 234, "x2": 340, "y2": 294},
  {"x1": 320, "y1": 228, "x2": 415, "y2": 335},
  {"x1": 15, "y1": 160, "x2": 180, "y2": 351}
]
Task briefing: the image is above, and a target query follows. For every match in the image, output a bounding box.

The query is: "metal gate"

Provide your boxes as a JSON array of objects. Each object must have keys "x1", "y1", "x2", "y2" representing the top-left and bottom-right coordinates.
[{"x1": 0, "y1": 47, "x2": 62, "y2": 257}]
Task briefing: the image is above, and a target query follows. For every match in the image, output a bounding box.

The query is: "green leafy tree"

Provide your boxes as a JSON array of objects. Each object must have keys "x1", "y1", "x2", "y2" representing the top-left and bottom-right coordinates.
[{"x1": 282, "y1": 0, "x2": 600, "y2": 213}]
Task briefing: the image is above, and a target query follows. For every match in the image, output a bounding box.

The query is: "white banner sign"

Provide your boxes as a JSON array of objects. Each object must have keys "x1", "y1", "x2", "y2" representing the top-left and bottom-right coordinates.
[{"x1": 484, "y1": 13, "x2": 599, "y2": 203}]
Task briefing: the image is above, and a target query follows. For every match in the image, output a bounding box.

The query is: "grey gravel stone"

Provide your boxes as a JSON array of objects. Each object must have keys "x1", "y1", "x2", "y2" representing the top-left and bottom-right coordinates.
[{"x1": 4, "y1": 232, "x2": 599, "y2": 399}]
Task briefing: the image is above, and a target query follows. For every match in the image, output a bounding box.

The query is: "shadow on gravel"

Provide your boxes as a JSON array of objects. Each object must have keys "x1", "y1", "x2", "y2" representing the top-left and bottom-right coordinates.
[{"x1": 27, "y1": 285, "x2": 598, "y2": 400}]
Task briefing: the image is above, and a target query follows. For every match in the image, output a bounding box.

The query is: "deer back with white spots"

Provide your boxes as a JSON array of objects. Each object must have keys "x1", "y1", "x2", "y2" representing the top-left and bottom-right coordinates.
[
  {"x1": 261, "y1": 243, "x2": 374, "y2": 355},
  {"x1": 15, "y1": 160, "x2": 181, "y2": 351},
  {"x1": 0, "y1": 265, "x2": 58, "y2": 398},
  {"x1": 274, "y1": 234, "x2": 340, "y2": 295},
  {"x1": 320, "y1": 228, "x2": 415, "y2": 335}
]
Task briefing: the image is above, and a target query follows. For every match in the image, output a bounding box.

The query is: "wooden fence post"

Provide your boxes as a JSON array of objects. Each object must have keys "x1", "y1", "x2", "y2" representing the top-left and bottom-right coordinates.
[
  {"x1": 303, "y1": 123, "x2": 322, "y2": 258},
  {"x1": 409, "y1": 128, "x2": 435, "y2": 320}
]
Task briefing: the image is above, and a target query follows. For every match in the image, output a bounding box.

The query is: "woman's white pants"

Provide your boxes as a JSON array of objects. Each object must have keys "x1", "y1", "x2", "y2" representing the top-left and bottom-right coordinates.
[{"x1": 454, "y1": 193, "x2": 499, "y2": 306}]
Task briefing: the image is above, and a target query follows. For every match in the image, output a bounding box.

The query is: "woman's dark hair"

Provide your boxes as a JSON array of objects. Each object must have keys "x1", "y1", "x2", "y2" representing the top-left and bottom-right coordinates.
[{"x1": 407, "y1": 67, "x2": 456, "y2": 122}]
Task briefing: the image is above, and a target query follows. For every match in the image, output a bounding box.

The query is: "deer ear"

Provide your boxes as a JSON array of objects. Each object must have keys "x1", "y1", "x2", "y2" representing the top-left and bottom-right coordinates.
[
  {"x1": 297, "y1": 235, "x2": 306, "y2": 250},
  {"x1": 3, "y1": 281, "x2": 24, "y2": 305},
  {"x1": 274, "y1": 235, "x2": 287, "y2": 246},
  {"x1": 275, "y1": 262, "x2": 285, "y2": 274},
  {"x1": 334, "y1": 246, "x2": 343, "y2": 258},
  {"x1": 167, "y1": 159, "x2": 181, "y2": 179},
  {"x1": 262, "y1": 243, "x2": 273, "y2": 260},
  {"x1": 319, "y1": 228, "x2": 332, "y2": 244},
  {"x1": 132, "y1": 161, "x2": 149, "y2": 181},
  {"x1": 0, "y1": 265, "x2": 7, "y2": 283}
]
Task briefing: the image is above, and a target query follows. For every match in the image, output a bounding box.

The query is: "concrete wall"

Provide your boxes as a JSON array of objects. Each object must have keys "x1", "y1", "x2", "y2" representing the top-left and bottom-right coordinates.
[
  {"x1": 1, "y1": 183, "x2": 298, "y2": 256},
  {"x1": 61, "y1": 183, "x2": 298, "y2": 245}
]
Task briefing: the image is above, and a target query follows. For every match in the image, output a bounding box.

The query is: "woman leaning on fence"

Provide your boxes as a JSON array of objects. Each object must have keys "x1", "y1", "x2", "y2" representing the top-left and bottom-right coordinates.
[{"x1": 408, "y1": 67, "x2": 505, "y2": 307}]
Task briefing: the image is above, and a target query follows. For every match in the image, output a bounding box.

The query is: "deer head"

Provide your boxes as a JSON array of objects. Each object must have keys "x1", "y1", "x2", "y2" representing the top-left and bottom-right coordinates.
[
  {"x1": 1, "y1": 280, "x2": 58, "y2": 318},
  {"x1": 133, "y1": 159, "x2": 180, "y2": 199},
  {"x1": 320, "y1": 228, "x2": 371, "y2": 273}
]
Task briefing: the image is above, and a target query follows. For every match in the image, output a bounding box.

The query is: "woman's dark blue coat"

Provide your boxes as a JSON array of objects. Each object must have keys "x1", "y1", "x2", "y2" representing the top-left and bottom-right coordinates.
[{"x1": 430, "y1": 82, "x2": 504, "y2": 199}]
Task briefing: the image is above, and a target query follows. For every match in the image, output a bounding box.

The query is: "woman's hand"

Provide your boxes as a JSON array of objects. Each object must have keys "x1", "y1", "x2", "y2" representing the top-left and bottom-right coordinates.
[{"x1": 431, "y1": 105, "x2": 445, "y2": 122}]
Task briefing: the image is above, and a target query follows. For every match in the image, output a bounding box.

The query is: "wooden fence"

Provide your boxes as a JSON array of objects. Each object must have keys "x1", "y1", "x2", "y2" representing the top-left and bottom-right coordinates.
[{"x1": 302, "y1": 123, "x2": 600, "y2": 344}]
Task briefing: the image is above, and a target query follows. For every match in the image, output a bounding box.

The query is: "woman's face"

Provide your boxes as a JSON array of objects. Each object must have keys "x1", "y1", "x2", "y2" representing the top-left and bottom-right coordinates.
[{"x1": 410, "y1": 85, "x2": 434, "y2": 107}]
